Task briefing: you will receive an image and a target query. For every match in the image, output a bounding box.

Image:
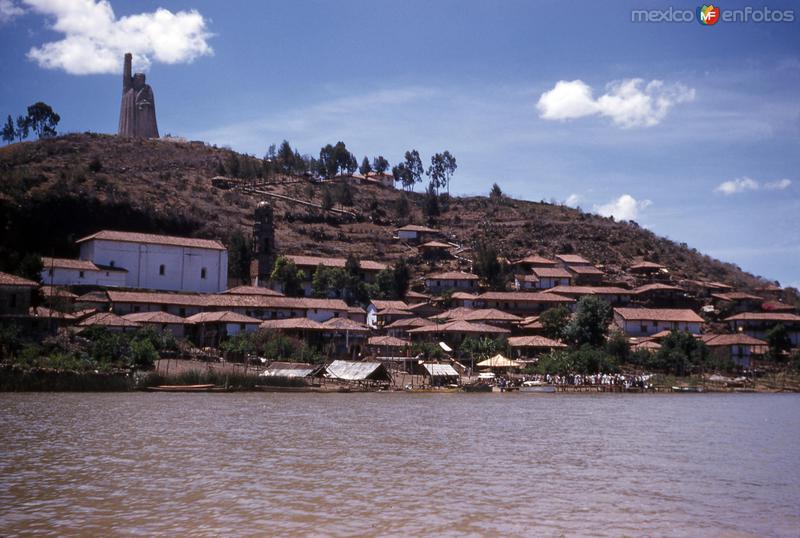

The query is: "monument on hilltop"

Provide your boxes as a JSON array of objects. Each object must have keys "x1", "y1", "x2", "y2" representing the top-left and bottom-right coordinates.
[{"x1": 118, "y1": 53, "x2": 159, "y2": 138}]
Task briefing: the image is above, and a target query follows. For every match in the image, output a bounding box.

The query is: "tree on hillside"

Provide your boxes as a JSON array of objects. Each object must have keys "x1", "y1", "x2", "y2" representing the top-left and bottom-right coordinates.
[
  {"x1": 394, "y1": 193, "x2": 411, "y2": 222},
  {"x1": 270, "y1": 256, "x2": 304, "y2": 297},
  {"x1": 490, "y1": 182, "x2": 503, "y2": 199},
  {"x1": 426, "y1": 151, "x2": 457, "y2": 196},
  {"x1": 26, "y1": 102, "x2": 60, "y2": 138},
  {"x1": 359, "y1": 156, "x2": 372, "y2": 176},
  {"x1": 372, "y1": 155, "x2": 389, "y2": 174},
  {"x1": 15, "y1": 115, "x2": 29, "y2": 142},
  {"x1": 2, "y1": 115, "x2": 14, "y2": 144},
  {"x1": 540, "y1": 305, "x2": 571, "y2": 340},
  {"x1": 392, "y1": 257, "x2": 410, "y2": 298},
  {"x1": 474, "y1": 241, "x2": 504, "y2": 290},
  {"x1": 311, "y1": 264, "x2": 347, "y2": 298},
  {"x1": 276, "y1": 140, "x2": 297, "y2": 172},
  {"x1": 393, "y1": 150, "x2": 423, "y2": 192},
  {"x1": 321, "y1": 186, "x2": 334, "y2": 211},
  {"x1": 563, "y1": 296, "x2": 612, "y2": 347},
  {"x1": 319, "y1": 142, "x2": 357, "y2": 179}
]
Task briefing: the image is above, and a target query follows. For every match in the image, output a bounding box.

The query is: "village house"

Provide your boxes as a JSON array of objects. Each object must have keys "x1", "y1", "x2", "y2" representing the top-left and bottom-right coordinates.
[
  {"x1": 121, "y1": 311, "x2": 193, "y2": 338},
  {"x1": 512, "y1": 254, "x2": 557, "y2": 272},
  {"x1": 555, "y1": 253, "x2": 592, "y2": 267},
  {"x1": 424, "y1": 271, "x2": 480, "y2": 294},
  {"x1": 0, "y1": 271, "x2": 38, "y2": 318},
  {"x1": 613, "y1": 308, "x2": 704, "y2": 337},
  {"x1": 77, "y1": 312, "x2": 140, "y2": 333},
  {"x1": 507, "y1": 335, "x2": 567, "y2": 359},
  {"x1": 632, "y1": 283, "x2": 687, "y2": 307},
  {"x1": 282, "y1": 254, "x2": 387, "y2": 297},
  {"x1": 433, "y1": 307, "x2": 522, "y2": 327},
  {"x1": 724, "y1": 312, "x2": 800, "y2": 346},
  {"x1": 407, "y1": 320, "x2": 511, "y2": 345},
  {"x1": 530, "y1": 267, "x2": 572, "y2": 289},
  {"x1": 187, "y1": 311, "x2": 261, "y2": 347},
  {"x1": 544, "y1": 286, "x2": 632, "y2": 306},
  {"x1": 394, "y1": 224, "x2": 440, "y2": 244},
  {"x1": 366, "y1": 299, "x2": 409, "y2": 328},
  {"x1": 404, "y1": 290, "x2": 430, "y2": 304},
  {"x1": 41, "y1": 257, "x2": 128, "y2": 288},
  {"x1": 418, "y1": 240, "x2": 452, "y2": 260},
  {"x1": 681, "y1": 280, "x2": 733, "y2": 298},
  {"x1": 565, "y1": 264, "x2": 604, "y2": 285},
  {"x1": 629, "y1": 261, "x2": 669, "y2": 281},
  {"x1": 514, "y1": 273, "x2": 540, "y2": 290},
  {"x1": 384, "y1": 316, "x2": 434, "y2": 338},
  {"x1": 711, "y1": 292, "x2": 765, "y2": 315},
  {"x1": 450, "y1": 291, "x2": 480, "y2": 308},
  {"x1": 476, "y1": 291, "x2": 575, "y2": 314},
  {"x1": 75, "y1": 230, "x2": 229, "y2": 293},
  {"x1": 701, "y1": 333, "x2": 768, "y2": 368}
]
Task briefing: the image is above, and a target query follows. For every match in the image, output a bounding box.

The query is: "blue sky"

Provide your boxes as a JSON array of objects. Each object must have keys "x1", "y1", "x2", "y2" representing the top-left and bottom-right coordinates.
[{"x1": 1, "y1": 0, "x2": 798, "y2": 287}]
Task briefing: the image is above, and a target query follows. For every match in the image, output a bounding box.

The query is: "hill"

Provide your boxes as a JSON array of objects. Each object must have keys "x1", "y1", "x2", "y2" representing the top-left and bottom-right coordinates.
[{"x1": 0, "y1": 133, "x2": 790, "y2": 293}]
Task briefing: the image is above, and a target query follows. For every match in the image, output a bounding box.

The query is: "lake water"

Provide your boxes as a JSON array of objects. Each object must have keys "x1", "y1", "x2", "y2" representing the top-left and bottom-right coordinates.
[{"x1": 1, "y1": 392, "x2": 798, "y2": 537}]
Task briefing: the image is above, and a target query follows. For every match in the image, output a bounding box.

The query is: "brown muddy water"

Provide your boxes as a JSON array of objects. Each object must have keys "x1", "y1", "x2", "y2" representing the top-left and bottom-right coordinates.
[{"x1": 1, "y1": 392, "x2": 798, "y2": 537}]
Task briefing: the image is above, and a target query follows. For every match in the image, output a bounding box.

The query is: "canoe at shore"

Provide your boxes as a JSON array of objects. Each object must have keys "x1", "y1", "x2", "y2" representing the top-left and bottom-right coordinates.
[{"x1": 145, "y1": 384, "x2": 227, "y2": 393}]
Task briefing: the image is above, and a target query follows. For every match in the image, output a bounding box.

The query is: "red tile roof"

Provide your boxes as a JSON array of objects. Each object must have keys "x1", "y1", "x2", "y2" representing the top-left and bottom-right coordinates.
[
  {"x1": 259, "y1": 317, "x2": 326, "y2": 330},
  {"x1": 761, "y1": 301, "x2": 796, "y2": 313},
  {"x1": 370, "y1": 300, "x2": 409, "y2": 311},
  {"x1": 321, "y1": 317, "x2": 369, "y2": 332},
  {"x1": 122, "y1": 311, "x2": 193, "y2": 324},
  {"x1": 384, "y1": 316, "x2": 434, "y2": 329},
  {"x1": 40, "y1": 285, "x2": 78, "y2": 299},
  {"x1": 614, "y1": 308, "x2": 704, "y2": 323},
  {"x1": 545, "y1": 286, "x2": 631, "y2": 296},
  {"x1": 508, "y1": 335, "x2": 566, "y2": 348},
  {"x1": 284, "y1": 255, "x2": 387, "y2": 272},
  {"x1": 42, "y1": 257, "x2": 99, "y2": 271},
  {"x1": 725, "y1": 312, "x2": 800, "y2": 322},
  {"x1": 515, "y1": 274, "x2": 540, "y2": 283},
  {"x1": 420, "y1": 241, "x2": 452, "y2": 249},
  {"x1": 106, "y1": 290, "x2": 348, "y2": 312},
  {"x1": 368, "y1": 335, "x2": 411, "y2": 347},
  {"x1": 436, "y1": 308, "x2": 522, "y2": 322},
  {"x1": 78, "y1": 312, "x2": 140, "y2": 328},
  {"x1": 450, "y1": 292, "x2": 480, "y2": 300},
  {"x1": 556, "y1": 254, "x2": 591, "y2": 265},
  {"x1": 701, "y1": 334, "x2": 768, "y2": 346},
  {"x1": 425, "y1": 271, "x2": 479, "y2": 281},
  {"x1": 712, "y1": 292, "x2": 763, "y2": 302},
  {"x1": 567, "y1": 265, "x2": 604, "y2": 275},
  {"x1": 396, "y1": 224, "x2": 439, "y2": 233},
  {"x1": 0, "y1": 271, "x2": 38, "y2": 287},
  {"x1": 29, "y1": 306, "x2": 77, "y2": 320},
  {"x1": 187, "y1": 311, "x2": 261, "y2": 324},
  {"x1": 408, "y1": 320, "x2": 511, "y2": 334},
  {"x1": 633, "y1": 283, "x2": 684, "y2": 294},
  {"x1": 478, "y1": 291, "x2": 575, "y2": 303},
  {"x1": 629, "y1": 261, "x2": 666, "y2": 271},
  {"x1": 76, "y1": 230, "x2": 225, "y2": 250},
  {"x1": 531, "y1": 267, "x2": 572, "y2": 279},
  {"x1": 223, "y1": 285, "x2": 283, "y2": 296},
  {"x1": 515, "y1": 255, "x2": 556, "y2": 266}
]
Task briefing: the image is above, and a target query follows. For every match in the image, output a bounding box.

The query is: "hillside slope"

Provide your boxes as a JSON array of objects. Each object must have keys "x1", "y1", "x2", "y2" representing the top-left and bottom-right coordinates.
[{"x1": 0, "y1": 133, "x2": 788, "y2": 291}]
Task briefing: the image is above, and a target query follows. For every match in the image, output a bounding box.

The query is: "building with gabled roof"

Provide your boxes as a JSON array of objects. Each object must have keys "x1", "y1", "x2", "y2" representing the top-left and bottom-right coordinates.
[
  {"x1": 614, "y1": 308, "x2": 704, "y2": 337},
  {"x1": 41, "y1": 256, "x2": 127, "y2": 288},
  {"x1": 724, "y1": 312, "x2": 800, "y2": 346},
  {"x1": 75, "y1": 229, "x2": 228, "y2": 293},
  {"x1": 530, "y1": 267, "x2": 572, "y2": 289},
  {"x1": 424, "y1": 271, "x2": 480, "y2": 293}
]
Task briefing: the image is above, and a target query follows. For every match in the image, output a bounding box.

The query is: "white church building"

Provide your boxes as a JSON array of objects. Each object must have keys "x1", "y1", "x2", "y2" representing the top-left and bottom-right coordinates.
[{"x1": 46, "y1": 230, "x2": 229, "y2": 293}]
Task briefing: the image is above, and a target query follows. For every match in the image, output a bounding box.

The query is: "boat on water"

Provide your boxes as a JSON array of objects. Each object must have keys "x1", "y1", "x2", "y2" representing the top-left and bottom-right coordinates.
[
  {"x1": 462, "y1": 383, "x2": 493, "y2": 393},
  {"x1": 519, "y1": 380, "x2": 557, "y2": 393},
  {"x1": 672, "y1": 386, "x2": 704, "y2": 393},
  {"x1": 145, "y1": 384, "x2": 227, "y2": 393}
]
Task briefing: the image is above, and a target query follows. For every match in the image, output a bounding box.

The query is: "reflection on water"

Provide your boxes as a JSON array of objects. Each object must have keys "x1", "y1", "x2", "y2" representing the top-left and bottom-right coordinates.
[{"x1": 1, "y1": 393, "x2": 798, "y2": 537}]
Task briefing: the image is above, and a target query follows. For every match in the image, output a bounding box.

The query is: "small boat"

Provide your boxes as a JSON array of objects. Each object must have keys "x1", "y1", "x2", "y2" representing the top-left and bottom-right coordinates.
[
  {"x1": 463, "y1": 383, "x2": 493, "y2": 393},
  {"x1": 520, "y1": 381, "x2": 557, "y2": 393},
  {"x1": 145, "y1": 384, "x2": 223, "y2": 392},
  {"x1": 671, "y1": 386, "x2": 704, "y2": 393}
]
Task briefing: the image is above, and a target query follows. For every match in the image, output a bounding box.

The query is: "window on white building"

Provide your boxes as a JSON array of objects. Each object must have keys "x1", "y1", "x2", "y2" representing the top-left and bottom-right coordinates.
[
  {"x1": 201, "y1": 268, "x2": 207, "y2": 279},
  {"x1": 159, "y1": 264, "x2": 165, "y2": 276},
  {"x1": 79, "y1": 271, "x2": 84, "y2": 278}
]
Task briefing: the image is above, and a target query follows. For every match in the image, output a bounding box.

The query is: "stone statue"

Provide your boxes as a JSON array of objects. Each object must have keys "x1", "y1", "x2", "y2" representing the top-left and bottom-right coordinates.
[{"x1": 118, "y1": 53, "x2": 159, "y2": 138}]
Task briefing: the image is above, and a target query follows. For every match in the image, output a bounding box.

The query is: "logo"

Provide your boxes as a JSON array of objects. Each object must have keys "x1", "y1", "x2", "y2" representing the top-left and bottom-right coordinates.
[{"x1": 697, "y1": 4, "x2": 721, "y2": 25}]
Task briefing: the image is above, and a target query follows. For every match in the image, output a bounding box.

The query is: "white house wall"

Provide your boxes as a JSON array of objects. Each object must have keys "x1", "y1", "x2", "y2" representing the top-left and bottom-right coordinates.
[{"x1": 80, "y1": 239, "x2": 228, "y2": 293}]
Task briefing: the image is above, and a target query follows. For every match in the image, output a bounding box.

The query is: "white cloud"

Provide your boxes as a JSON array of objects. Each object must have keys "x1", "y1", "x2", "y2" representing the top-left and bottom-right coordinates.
[
  {"x1": 714, "y1": 177, "x2": 792, "y2": 195},
  {"x1": 23, "y1": 0, "x2": 213, "y2": 75},
  {"x1": 764, "y1": 178, "x2": 792, "y2": 190},
  {"x1": 0, "y1": 0, "x2": 25, "y2": 22},
  {"x1": 565, "y1": 193, "x2": 581, "y2": 207},
  {"x1": 537, "y1": 78, "x2": 695, "y2": 128},
  {"x1": 594, "y1": 194, "x2": 652, "y2": 221}
]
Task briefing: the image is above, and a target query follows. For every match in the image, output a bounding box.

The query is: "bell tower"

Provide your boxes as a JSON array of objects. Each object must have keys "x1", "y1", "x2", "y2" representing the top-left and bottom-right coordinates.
[{"x1": 252, "y1": 201, "x2": 276, "y2": 285}]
